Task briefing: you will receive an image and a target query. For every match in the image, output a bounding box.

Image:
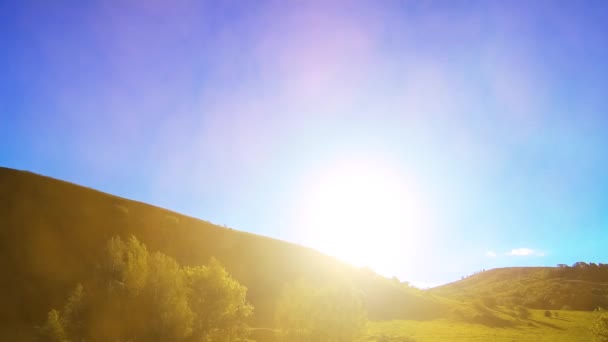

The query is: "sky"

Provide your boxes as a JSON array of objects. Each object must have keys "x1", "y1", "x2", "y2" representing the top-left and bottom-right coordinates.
[{"x1": 2, "y1": 0, "x2": 608, "y2": 287}]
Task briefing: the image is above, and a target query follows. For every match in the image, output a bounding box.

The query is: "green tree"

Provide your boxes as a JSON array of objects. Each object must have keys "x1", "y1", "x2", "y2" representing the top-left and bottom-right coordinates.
[
  {"x1": 142, "y1": 251, "x2": 194, "y2": 341},
  {"x1": 185, "y1": 258, "x2": 253, "y2": 341},
  {"x1": 592, "y1": 314, "x2": 608, "y2": 342},
  {"x1": 38, "y1": 310, "x2": 67, "y2": 342},
  {"x1": 275, "y1": 279, "x2": 367, "y2": 342},
  {"x1": 38, "y1": 235, "x2": 252, "y2": 342},
  {"x1": 61, "y1": 283, "x2": 85, "y2": 339}
]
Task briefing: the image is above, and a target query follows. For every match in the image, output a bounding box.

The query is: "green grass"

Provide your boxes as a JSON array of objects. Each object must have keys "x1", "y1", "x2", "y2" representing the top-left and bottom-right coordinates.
[{"x1": 362, "y1": 309, "x2": 597, "y2": 342}]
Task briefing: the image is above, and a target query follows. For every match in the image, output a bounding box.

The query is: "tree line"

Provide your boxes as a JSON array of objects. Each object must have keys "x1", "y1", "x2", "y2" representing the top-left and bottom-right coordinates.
[{"x1": 38, "y1": 235, "x2": 367, "y2": 342}]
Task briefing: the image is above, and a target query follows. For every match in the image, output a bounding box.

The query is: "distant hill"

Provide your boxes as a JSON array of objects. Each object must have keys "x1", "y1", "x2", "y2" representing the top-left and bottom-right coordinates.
[
  {"x1": 431, "y1": 265, "x2": 608, "y2": 311},
  {"x1": 0, "y1": 167, "x2": 444, "y2": 341}
]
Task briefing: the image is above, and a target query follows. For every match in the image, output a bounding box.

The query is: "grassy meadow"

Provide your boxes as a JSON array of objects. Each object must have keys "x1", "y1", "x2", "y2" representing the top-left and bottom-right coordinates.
[
  {"x1": 248, "y1": 308, "x2": 600, "y2": 341},
  {"x1": 363, "y1": 309, "x2": 597, "y2": 342}
]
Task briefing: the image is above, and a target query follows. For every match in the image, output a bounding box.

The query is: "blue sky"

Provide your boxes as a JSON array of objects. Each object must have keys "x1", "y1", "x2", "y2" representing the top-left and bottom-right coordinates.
[{"x1": 2, "y1": 0, "x2": 608, "y2": 287}]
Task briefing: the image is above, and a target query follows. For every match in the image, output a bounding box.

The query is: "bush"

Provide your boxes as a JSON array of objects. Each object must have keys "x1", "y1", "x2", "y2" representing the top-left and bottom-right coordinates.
[
  {"x1": 275, "y1": 279, "x2": 367, "y2": 341},
  {"x1": 592, "y1": 314, "x2": 608, "y2": 342},
  {"x1": 545, "y1": 310, "x2": 552, "y2": 318},
  {"x1": 38, "y1": 310, "x2": 66, "y2": 342},
  {"x1": 38, "y1": 235, "x2": 252, "y2": 342}
]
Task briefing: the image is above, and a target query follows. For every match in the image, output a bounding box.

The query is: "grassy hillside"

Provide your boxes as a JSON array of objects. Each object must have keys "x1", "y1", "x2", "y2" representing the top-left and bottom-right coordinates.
[
  {"x1": 0, "y1": 167, "x2": 443, "y2": 341},
  {"x1": 363, "y1": 309, "x2": 599, "y2": 342},
  {"x1": 431, "y1": 266, "x2": 608, "y2": 311},
  {"x1": 363, "y1": 274, "x2": 605, "y2": 342}
]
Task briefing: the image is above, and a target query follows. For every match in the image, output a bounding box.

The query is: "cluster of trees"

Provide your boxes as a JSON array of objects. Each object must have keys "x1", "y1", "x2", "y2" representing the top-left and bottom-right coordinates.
[
  {"x1": 38, "y1": 236, "x2": 253, "y2": 341},
  {"x1": 275, "y1": 279, "x2": 367, "y2": 341},
  {"x1": 460, "y1": 269, "x2": 488, "y2": 281},
  {"x1": 37, "y1": 235, "x2": 371, "y2": 342},
  {"x1": 553, "y1": 262, "x2": 608, "y2": 282}
]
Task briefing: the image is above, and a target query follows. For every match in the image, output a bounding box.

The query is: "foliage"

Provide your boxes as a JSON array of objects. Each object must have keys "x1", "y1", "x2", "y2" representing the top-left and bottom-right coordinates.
[
  {"x1": 592, "y1": 314, "x2": 608, "y2": 342},
  {"x1": 38, "y1": 310, "x2": 67, "y2": 342},
  {"x1": 38, "y1": 235, "x2": 252, "y2": 342},
  {"x1": 275, "y1": 279, "x2": 367, "y2": 341},
  {"x1": 1, "y1": 167, "x2": 442, "y2": 335},
  {"x1": 185, "y1": 258, "x2": 254, "y2": 341}
]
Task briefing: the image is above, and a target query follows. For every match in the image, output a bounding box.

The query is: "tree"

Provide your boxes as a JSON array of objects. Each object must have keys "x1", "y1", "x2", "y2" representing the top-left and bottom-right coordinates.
[
  {"x1": 592, "y1": 314, "x2": 608, "y2": 342},
  {"x1": 275, "y1": 279, "x2": 366, "y2": 342},
  {"x1": 185, "y1": 258, "x2": 253, "y2": 341},
  {"x1": 38, "y1": 235, "x2": 252, "y2": 342},
  {"x1": 38, "y1": 310, "x2": 66, "y2": 342}
]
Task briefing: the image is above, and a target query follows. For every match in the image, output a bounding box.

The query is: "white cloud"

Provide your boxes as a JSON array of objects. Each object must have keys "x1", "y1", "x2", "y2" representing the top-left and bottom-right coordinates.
[
  {"x1": 507, "y1": 248, "x2": 544, "y2": 257},
  {"x1": 508, "y1": 248, "x2": 534, "y2": 256},
  {"x1": 486, "y1": 250, "x2": 497, "y2": 257}
]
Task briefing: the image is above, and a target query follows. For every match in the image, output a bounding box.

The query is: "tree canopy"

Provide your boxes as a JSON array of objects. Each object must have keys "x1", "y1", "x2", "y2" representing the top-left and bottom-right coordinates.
[{"x1": 38, "y1": 235, "x2": 252, "y2": 342}]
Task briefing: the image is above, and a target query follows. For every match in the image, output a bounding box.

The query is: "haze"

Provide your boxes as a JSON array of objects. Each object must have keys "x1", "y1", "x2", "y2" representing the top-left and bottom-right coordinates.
[{"x1": 1, "y1": 1, "x2": 608, "y2": 287}]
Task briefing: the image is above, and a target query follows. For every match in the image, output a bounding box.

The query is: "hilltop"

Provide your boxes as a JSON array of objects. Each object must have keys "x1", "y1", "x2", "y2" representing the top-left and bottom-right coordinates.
[{"x1": 0, "y1": 167, "x2": 443, "y2": 341}]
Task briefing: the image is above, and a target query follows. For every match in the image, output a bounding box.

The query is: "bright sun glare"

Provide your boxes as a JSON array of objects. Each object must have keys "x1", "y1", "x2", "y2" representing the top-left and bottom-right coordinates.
[{"x1": 295, "y1": 157, "x2": 432, "y2": 276}]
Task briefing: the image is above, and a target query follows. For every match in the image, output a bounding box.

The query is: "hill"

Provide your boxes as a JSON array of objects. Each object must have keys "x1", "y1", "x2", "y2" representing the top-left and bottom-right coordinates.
[
  {"x1": 0, "y1": 167, "x2": 444, "y2": 341},
  {"x1": 431, "y1": 265, "x2": 608, "y2": 311}
]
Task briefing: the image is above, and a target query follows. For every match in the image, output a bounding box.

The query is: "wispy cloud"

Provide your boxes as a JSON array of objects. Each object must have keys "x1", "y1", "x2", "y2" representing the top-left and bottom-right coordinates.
[
  {"x1": 507, "y1": 248, "x2": 545, "y2": 257},
  {"x1": 485, "y1": 248, "x2": 545, "y2": 257}
]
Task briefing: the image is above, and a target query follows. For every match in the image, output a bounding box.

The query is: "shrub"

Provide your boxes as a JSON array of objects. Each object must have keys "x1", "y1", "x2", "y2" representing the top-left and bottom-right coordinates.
[
  {"x1": 275, "y1": 279, "x2": 367, "y2": 341},
  {"x1": 592, "y1": 314, "x2": 608, "y2": 342},
  {"x1": 38, "y1": 235, "x2": 252, "y2": 342},
  {"x1": 38, "y1": 310, "x2": 66, "y2": 342},
  {"x1": 545, "y1": 310, "x2": 552, "y2": 318}
]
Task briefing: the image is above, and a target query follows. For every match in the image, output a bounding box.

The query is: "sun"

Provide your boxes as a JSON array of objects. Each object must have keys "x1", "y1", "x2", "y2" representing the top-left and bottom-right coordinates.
[{"x1": 293, "y1": 157, "x2": 431, "y2": 275}]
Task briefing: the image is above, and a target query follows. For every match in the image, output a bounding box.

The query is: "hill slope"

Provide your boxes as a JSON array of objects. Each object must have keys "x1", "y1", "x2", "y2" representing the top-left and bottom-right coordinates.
[
  {"x1": 431, "y1": 266, "x2": 608, "y2": 311},
  {"x1": 0, "y1": 167, "x2": 444, "y2": 341}
]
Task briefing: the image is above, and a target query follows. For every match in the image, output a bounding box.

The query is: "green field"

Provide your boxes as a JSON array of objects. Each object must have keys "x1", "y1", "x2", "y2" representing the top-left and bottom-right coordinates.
[
  {"x1": 363, "y1": 309, "x2": 597, "y2": 342},
  {"x1": 249, "y1": 309, "x2": 600, "y2": 341}
]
